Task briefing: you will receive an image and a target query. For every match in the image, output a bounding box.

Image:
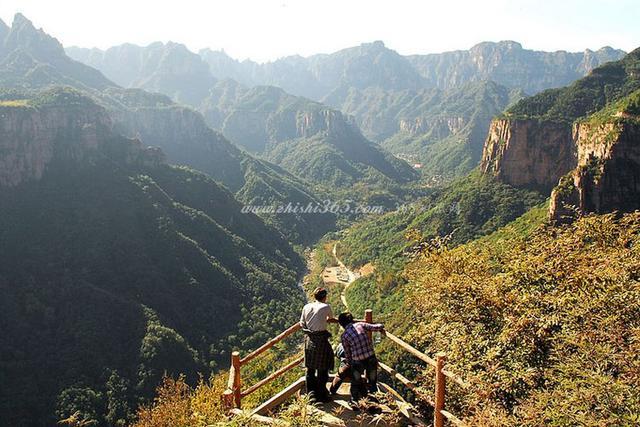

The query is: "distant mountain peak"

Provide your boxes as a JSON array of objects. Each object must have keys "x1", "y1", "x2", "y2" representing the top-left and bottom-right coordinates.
[
  {"x1": 357, "y1": 40, "x2": 390, "y2": 54},
  {"x1": 5, "y1": 12, "x2": 65, "y2": 56},
  {"x1": 368, "y1": 40, "x2": 386, "y2": 48},
  {"x1": 0, "y1": 17, "x2": 8, "y2": 44},
  {"x1": 11, "y1": 12, "x2": 32, "y2": 28},
  {"x1": 470, "y1": 40, "x2": 523, "y2": 52}
]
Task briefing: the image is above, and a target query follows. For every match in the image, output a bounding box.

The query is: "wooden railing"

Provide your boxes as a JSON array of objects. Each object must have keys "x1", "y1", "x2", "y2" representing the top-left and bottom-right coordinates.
[{"x1": 222, "y1": 309, "x2": 469, "y2": 427}]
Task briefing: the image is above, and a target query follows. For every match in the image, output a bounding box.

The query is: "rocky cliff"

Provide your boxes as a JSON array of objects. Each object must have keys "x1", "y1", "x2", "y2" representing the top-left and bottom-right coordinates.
[
  {"x1": 407, "y1": 41, "x2": 625, "y2": 95},
  {"x1": 0, "y1": 92, "x2": 164, "y2": 188},
  {"x1": 549, "y1": 114, "x2": 640, "y2": 222},
  {"x1": 481, "y1": 48, "x2": 640, "y2": 201},
  {"x1": 201, "y1": 83, "x2": 417, "y2": 188},
  {"x1": 399, "y1": 116, "x2": 466, "y2": 138},
  {"x1": 480, "y1": 118, "x2": 576, "y2": 192},
  {"x1": 0, "y1": 14, "x2": 113, "y2": 90}
]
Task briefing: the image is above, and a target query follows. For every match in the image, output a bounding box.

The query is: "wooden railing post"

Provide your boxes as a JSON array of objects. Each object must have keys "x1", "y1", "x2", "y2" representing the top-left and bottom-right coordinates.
[
  {"x1": 232, "y1": 351, "x2": 242, "y2": 409},
  {"x1": 434, "y1": 353, "x2": 446, "y2": 427},
  {"x1": 222, "y1": 389, "x2": 234, "y2": 410},
  {"x1": 365, "y1": 309, "x2": 373, "y2": 341}
]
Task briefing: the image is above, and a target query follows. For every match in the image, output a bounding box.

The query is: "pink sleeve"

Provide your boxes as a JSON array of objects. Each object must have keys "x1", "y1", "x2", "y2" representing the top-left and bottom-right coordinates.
[{"x1": 363, "y1": 323, "x2": 384, "y2": 332}]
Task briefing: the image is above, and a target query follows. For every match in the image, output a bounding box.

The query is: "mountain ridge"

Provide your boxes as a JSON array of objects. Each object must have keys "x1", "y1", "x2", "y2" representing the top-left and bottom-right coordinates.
[
  {"x1": 67, "y1": 38, "x2": 624, "y2": 182},
  {"x1": 481, "y1": 47, "x2": 640, "y2": 193},
  {"x1": 0, "y1": 87, "x2": 306, "y2": 426},
  {"x1": 1, "y1": 13, "x2": 335, "y2": 243}
]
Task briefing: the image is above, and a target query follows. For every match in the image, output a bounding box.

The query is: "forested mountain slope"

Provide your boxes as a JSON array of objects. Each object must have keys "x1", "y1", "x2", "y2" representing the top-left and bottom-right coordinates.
[
  {"x1": 201, "y1": 82, "x2": 418, "y2": 189},
  {"x1": 333, "y1": 81, "x2": 524, "y2": 180},
  {"x1": 0, "y1": 88, "x2": 305, "y2": 427},
  {"x1": 399, "y1": 211, "x2": 640, "y2": 426},
  {"x1": 68, "y1": 40, "x2": 622, "y2": 182},
  {"x1": 0, "y1": 14, "x2": 334, "y2": 243},
  {"x1": 482, "y1": 47, "x2": 640, "y2": 193}
]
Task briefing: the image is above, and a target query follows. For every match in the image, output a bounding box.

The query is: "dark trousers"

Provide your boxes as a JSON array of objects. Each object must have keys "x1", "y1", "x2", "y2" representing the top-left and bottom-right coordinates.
[
  {"x1": 330, "y1": 362, "x2": 351, "y2": 393},
  {"x1": 306, "y1": 368, "x2": 329, "y2": 398},
  {"x1": 350, "y1": 356, "x2": 378, "y2": 401}
]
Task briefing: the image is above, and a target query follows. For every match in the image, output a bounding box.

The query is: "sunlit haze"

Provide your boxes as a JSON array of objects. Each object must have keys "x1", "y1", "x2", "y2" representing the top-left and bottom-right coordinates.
[{"x1": 1, "y1": 0, "x2": 638, "y2": 62}]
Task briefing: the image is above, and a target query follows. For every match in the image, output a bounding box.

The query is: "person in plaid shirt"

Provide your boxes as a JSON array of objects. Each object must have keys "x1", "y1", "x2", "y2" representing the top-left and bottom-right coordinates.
[{"x1": 338, "y1": 312, "x2": 385, "y2": 402}]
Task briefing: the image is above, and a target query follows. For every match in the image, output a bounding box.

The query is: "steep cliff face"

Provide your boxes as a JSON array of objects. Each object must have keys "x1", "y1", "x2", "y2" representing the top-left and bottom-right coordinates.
[
  {"x1": 201, "y1": 82, "x2": 417, "y2": 188},
  {"x1": 111, "y1": 104, "x2": 245, "y2": 189},
  {"x1": 0, "y1": 97, "x2": 163, "y2": 187},
  {"x1": 482, "y1": 49, "x2": 640, "y2": 204},
  {"x1": 480, "y1": 118, "x2": 576, "y2": 192},
  {"x1": 0, "y1": 18, "x2": 8, "y2": 44},
  {"x1": 549, "y1": 118, "x2": 640, "y2": 221},
  {"x1": 407, "y1": 41, "x2": 625, "y2": 94},
  {"x1": 399, "y1": 116, "x2": 466, "y2": 138},
  {"x1": 0, "y1": 14, "x2": 113, "y2": 90}
]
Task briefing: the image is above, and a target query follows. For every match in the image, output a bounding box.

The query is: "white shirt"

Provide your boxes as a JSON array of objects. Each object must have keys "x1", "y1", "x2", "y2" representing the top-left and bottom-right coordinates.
[{"x1": 300, "y1": 301, "x2": 334, "y2": 332}]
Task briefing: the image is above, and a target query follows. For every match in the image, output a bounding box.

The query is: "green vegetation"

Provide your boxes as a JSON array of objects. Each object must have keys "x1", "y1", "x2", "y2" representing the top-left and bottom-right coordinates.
[
  {"x1": 508, "y1": 48, "x2": 640, "y2": 122},
  {"x1": 202, "y1": 82, "x2": 419, "y2": 194},
  {"x1": 339, "y1": 171, "x2": 544, "y2": 270},
  {"x1": 403, "y1": 212, "x2": 640, "y2": 426},
  {"x1": 339, "y1": 193, "x2": 640, "y2": 426},
  {"x1": 348, "y1": 81, "x2": 525, "y2": 181},
  {"x1": 582, "y1": 88, "x2": 640, "y2": 126},
  {"x1": 337, "y1": 171, "x2": 544, "y2": 323},
  {"x1": 0, "y1": 95, "x2": 306, "y2": 426}
]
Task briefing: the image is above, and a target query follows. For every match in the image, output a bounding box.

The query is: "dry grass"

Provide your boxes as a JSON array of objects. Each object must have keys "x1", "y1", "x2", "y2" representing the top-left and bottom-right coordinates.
[{"x1": 0, "y1": 99, "x2": 30, "y2": 107}]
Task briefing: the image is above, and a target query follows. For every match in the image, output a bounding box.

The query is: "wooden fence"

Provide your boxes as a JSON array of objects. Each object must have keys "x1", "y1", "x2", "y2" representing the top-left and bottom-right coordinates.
[{"x1": 222, "y1": 309, "x2": 468, "y2": 427}]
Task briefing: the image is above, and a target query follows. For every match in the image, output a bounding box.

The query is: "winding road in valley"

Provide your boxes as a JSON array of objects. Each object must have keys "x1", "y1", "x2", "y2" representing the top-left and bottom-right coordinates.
[{"x1": 332, "y1": 243, "x2": 359, "y2": 309}]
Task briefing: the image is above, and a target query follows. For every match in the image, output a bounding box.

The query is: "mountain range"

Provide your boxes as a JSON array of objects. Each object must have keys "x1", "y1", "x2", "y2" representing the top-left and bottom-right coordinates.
[
  {"x1": 1, "y1": 10, "x2": 638, "y2": 427},
  {"x1": 68, "y1": 39, "x2": 625, "y2": 101},
  {"x1": 68, "y1": 39, "x2": 624, "y2": 180},
  {"x1": 0, "y1": 13, "x2": 336, "y2": 243},
  {"x1": 0, "y1": 87, "x2": 306, "y2": 426}
]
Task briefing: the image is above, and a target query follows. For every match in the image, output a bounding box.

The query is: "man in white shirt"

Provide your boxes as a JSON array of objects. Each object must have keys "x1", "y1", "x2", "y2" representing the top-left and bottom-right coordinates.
[{"x1": 300, "y1": 287, "x2": 337, "y2": 402}]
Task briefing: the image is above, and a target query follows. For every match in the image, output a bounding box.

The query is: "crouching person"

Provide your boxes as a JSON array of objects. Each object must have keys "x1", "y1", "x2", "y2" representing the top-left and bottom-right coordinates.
[{"x1": 338, "y1": 312, "x2": 385, "y2": 402}]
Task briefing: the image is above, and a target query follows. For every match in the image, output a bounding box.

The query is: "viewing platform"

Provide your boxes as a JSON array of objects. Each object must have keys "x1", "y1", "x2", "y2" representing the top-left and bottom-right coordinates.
[{"x1": 222, "y1": 309, "x2": 470, "y2": 426}]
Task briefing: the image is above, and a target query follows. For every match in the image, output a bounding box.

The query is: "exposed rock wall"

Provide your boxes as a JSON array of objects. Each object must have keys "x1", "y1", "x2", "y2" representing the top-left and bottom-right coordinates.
[
  {"x1": 399, "y1": 116, "x2": 466, "y2": 138},
  {"x1": 222, "y1": 106, "x2": 355, "y2": 153},
  {"x1": 480, "y1": 118, "x2": 576, "y2": 192},
  {"x1": 549, "y1": 120, "x2": 640, "y2": 221},
  {"x1": 112, "y1": 105, "x2": 246, "y2": 191},
  {"x1": 0, "y1": 104, "x2": 163, "y2": 187}
]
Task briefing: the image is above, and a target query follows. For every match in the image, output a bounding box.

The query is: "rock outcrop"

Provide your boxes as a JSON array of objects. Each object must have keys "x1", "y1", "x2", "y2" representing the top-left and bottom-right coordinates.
[
  {"x1": 480, "y1": 118, "x2": 576, "y2": 192},
  {"x1": 549, "y1": 118, "x2": 640, "y2": 222},
  {"x1": 407, "y1": 41, "x2": 625, "y2": 95},
  {"x1": 112, "y1": 104, "x2": 246, "y2": 191},
  {"x1": 399, "y1": 116, "x2": 466, "y2": 138},
  {"x1": 0, "y1": 97, "x2": 164, "y2": 187},
  {"x1": 0, "y1": 18, "x2": 8, "y2": 44}
]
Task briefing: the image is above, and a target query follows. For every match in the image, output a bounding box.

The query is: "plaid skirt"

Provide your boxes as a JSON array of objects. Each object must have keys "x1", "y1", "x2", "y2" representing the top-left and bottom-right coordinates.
[{"x1": 303, "y1": 330, "x2": 335, "y2": 371}]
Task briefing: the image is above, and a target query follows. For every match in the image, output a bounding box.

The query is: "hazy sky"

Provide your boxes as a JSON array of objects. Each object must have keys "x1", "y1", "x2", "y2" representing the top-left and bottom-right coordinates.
[{"x1": 1, "y1": 0, "x2": 638, "y2": 62}]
